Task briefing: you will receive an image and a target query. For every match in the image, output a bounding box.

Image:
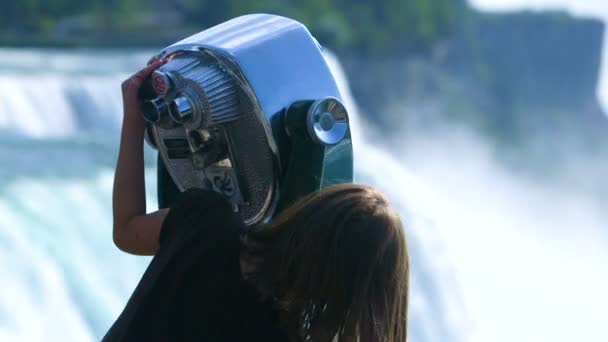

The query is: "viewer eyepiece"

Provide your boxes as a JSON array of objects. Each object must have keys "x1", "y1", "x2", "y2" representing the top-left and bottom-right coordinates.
[
  {"x1": 142, "y1": 97, "x2": 169, "y2": 123},
  {"x1": 169, "y1": 95, "x2": 194, "y2": 124}
]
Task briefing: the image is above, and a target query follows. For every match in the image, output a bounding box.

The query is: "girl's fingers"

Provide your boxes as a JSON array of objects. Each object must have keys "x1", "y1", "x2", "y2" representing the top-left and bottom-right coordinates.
[
  {"x1": 121, "y1": 58, "x2": 168, "y2": 94},
  {"x1": 131, "y1": 59, "x2": 167, "y2": 83},
  {"x1": 142, "y1": 59, "x2": 167, "y2": 74}
]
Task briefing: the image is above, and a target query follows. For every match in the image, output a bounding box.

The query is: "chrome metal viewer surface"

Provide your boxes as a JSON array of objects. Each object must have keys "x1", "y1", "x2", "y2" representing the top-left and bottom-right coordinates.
[{"x1": 142, "y1": 14, "x2": 353, "y2": 225}]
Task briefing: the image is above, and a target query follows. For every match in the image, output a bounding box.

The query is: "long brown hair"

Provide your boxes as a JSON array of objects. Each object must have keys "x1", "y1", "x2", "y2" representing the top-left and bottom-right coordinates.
[{"x1": 241, "y1": 183, "x2": 409, "y2": 342}]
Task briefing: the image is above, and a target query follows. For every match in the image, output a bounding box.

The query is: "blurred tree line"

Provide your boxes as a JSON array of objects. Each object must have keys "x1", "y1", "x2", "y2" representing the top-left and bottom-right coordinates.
[{"x1": 0, "y1": 0, "x2": 465, "y2": 55}]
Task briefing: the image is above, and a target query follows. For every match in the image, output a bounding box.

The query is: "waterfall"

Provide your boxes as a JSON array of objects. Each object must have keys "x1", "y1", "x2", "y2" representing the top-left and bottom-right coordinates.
[
  {"x1": 0, "y1": 47, "x2": 467, "y2": 341},
  {"x1": 4, "y1": 47, "x2": 604, "y2": 342}
]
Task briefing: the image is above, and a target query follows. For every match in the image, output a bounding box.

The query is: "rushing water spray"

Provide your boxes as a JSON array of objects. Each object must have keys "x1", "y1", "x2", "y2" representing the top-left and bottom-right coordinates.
[
  {"x1": 3, "y1": 47, "x2": 605, "y2": 342},
  {"x1": 0, "y1": 48, "x2": 466, "y2": 341}
]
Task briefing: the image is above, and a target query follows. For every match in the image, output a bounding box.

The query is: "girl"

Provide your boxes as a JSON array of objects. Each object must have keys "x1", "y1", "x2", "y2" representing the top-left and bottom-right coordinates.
[{"x1": 105, "y1": 60, "x2": 409, "y2": 342}]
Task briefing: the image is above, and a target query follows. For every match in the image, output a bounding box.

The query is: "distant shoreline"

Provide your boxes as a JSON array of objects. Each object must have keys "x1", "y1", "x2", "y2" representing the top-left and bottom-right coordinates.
[{"x1": 0, "y1": 31, "x2": 192, "y2": 49}]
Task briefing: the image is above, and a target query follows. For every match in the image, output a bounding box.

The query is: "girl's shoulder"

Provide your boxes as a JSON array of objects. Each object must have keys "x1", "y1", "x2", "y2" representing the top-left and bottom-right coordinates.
[{"x1": 159, "y1": 188, "x2": 244, "y2": 249}]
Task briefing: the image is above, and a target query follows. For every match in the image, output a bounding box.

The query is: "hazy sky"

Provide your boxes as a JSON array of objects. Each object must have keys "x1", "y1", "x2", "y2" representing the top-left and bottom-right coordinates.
[
  {"x1": 469, "y1": 0, "x2": 608, "y2": 17},
  {"x1": 469, "y1": 0, "x2": 608, "y2": 112}
]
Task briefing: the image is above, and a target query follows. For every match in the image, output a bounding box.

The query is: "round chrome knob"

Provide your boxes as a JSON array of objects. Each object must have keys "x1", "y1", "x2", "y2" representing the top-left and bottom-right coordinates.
[
  {"x1": 306, "y1": 97, "x2": 349, "y2": 146},
  {"x1": 141, "y1": 97, "x2": 169, "y2": 123},
  {"x1": 151, "y1": 70, "x2": 174, "y2": 96},
  {"x1": 169, "y1": 95, "x2": 194, "y2": 123}
]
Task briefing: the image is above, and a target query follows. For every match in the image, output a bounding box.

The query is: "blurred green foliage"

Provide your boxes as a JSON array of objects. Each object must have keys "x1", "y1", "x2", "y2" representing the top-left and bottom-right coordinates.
[{"x1": 0, "y1": 0, "x2": 463, "y2": 55}]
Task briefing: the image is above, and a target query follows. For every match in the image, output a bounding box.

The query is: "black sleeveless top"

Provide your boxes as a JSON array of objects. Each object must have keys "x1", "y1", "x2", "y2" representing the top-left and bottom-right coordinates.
[{"x1": 103, "y1": 188, "x2": 288, "y2": 341}]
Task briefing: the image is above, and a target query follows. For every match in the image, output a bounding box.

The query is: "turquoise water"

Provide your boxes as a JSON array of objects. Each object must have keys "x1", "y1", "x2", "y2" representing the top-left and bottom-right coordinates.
[
  {"x1": 0, "y1": 47, "x2": 605, "y2": 342},
  {"x1": 0, "y1": 48, "x2": 463, "y2": 341}
]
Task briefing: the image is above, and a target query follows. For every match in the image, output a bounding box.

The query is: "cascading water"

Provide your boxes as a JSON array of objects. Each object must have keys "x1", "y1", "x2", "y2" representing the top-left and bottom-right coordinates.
[
  {"x1": 0, "y1": 48, "x2": 162, "y2": 341},
  {"x1": 0, "y1": 47, "x2": 466, "y2": 341},
  {"x1": 3, "y1": 47, "x2": 605, "y2": 342}
]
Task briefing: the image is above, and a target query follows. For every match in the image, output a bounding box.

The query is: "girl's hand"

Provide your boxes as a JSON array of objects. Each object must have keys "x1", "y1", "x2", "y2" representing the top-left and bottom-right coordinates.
[{"x1": 121, "y1": 59, "x2": 167, "y2": 125}]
